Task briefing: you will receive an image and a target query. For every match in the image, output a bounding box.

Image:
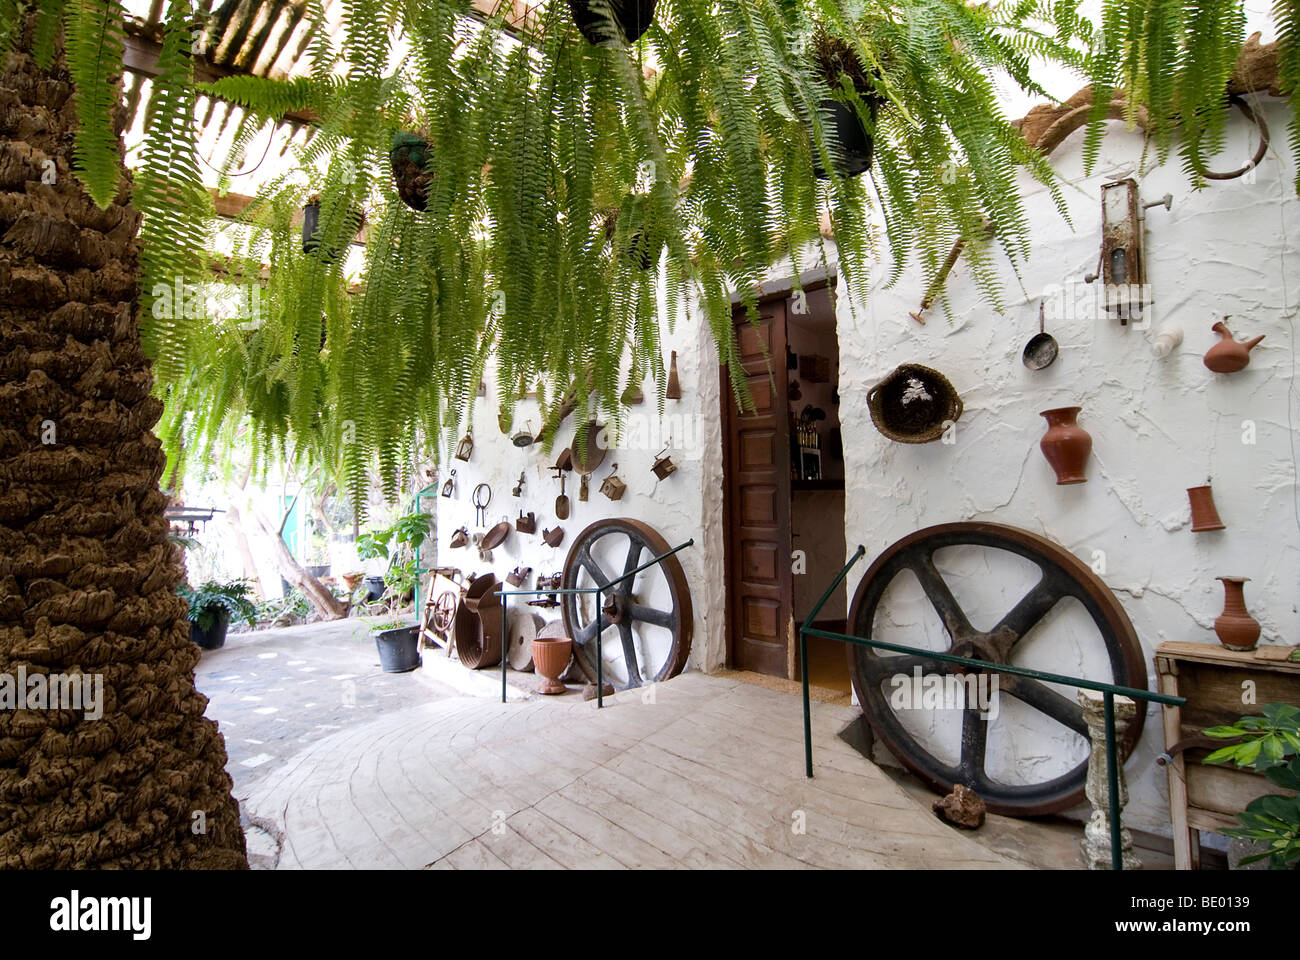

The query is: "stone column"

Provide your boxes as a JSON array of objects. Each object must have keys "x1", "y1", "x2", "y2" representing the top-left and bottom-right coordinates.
[{"x1": 1078, "y1": 689, "x2": 1142, "y2": 870}]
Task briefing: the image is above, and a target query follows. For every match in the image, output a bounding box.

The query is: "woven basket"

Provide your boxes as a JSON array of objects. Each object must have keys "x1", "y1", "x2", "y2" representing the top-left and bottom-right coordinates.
[{"x1": 867, "y1": 364, "x2": 963, "y2": 444}]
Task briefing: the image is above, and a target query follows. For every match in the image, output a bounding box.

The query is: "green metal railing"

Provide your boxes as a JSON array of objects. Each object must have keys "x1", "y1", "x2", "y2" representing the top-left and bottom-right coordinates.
[
  {"x1": 495, "y1": 538, "x2": 694, "y2": 707},
  {"x1": 799, "y1": 545, "x2": 1185, "y2": 871}
]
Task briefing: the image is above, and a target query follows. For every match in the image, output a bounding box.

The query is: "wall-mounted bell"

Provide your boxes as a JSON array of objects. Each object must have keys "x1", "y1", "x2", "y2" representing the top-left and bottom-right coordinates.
[
  {"x1": 441, "y1": 468, "x2": 457, "y2": 498},
  {"x1": 651, "y1": 449, "x2": 678, "y2": 480},
  {"x1": 600, "y1": 463, "x2": 627, "y2": 501},
  {"x1": 454, "y1": 431, "x2": 474, "y2": 461}
]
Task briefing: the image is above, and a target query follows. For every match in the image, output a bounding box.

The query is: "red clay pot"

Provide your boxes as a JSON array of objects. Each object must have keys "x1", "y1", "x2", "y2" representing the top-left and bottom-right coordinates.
[
  {"x1": 1039, "y1": 406, "x2": 1091, "y2": 484},
  {"x1": 1187, "y1": 485, "x2": 1225, "y2": 532},
  {"x1": 1203, "y1": 320, "x2": 1264, "y2": 374},
  {"x1": 531, "y1": 636, "x2": 573, "y2": 695},
  {"x1": 1214, "y1": 577, "x2": 1260, "y2": 652}
]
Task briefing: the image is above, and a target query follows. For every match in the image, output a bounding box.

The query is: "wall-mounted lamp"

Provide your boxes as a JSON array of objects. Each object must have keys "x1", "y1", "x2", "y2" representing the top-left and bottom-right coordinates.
[{"x1": 1083, "y1": 178, "x2": 1172, "y2": 325}]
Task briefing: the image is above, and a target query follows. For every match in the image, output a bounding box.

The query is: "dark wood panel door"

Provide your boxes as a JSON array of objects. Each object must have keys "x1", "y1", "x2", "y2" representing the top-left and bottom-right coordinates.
[{"x1": 723, "y1": 299, "x2": 792, "y2": 677}]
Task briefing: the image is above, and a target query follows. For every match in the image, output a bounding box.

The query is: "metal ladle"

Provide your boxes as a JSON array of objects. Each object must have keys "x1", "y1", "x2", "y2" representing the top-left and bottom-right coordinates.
[{"x1": 1022, "y1": 302, "x2": 1058, "y2": 370}]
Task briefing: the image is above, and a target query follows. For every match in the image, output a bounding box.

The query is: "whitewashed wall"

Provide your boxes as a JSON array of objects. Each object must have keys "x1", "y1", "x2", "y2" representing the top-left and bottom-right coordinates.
[
  {"x1": 426, "y1": 312, "x2": 728, "y2": 675},
  {"x1": 837, "y1": 96, "x2": 1299, "y2": 834}
]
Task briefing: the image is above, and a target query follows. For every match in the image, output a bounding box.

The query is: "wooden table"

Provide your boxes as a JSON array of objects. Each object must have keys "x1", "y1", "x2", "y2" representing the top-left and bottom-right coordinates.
[{"x1": 1154, "y1": 641, "x2": 1300, "y2": 870}]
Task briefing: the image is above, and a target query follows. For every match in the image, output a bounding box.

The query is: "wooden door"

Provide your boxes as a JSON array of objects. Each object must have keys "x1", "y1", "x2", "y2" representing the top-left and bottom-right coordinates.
[{"x1": 723, "y1": 298, "x2": 793, "y2": 677}]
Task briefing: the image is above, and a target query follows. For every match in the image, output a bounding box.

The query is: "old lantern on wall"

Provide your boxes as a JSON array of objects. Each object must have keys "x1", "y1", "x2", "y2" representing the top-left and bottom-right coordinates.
[
  {"x1": 1083, "y1": 178, "x2": 1171, "y2": 325},
  {"x1": 454, "y1": 431, "x2": 474, "y2": 461}
]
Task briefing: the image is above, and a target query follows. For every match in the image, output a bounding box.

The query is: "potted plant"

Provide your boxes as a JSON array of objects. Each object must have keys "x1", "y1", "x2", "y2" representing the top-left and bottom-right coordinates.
[
  {"x1": 1203, "y1": 703, "x2": 1300, "y2": 869},
  {"x1": 809, "y1": 33, "x2": 884, "y2": 178},
  {"x1": 178, "y1": 580, "x2": 259, "y2": 650},
  {"x1": 371, "y1": 615, "x2": 422, "y2": 673}
]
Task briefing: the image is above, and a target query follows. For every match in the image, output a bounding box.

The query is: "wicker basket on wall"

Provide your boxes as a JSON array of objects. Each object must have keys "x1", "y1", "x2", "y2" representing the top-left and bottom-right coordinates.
[{"x1": 867, "y1": 363, "x2": 963, "y2": 444}]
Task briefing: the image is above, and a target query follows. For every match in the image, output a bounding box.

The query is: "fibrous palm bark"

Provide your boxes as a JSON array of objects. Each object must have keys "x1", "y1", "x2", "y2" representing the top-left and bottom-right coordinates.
[{"x1": 0, "y1": 21, "x2": 247, "y2": 868}]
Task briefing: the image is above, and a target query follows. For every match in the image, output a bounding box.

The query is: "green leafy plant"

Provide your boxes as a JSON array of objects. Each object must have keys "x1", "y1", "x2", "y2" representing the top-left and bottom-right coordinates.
[
  {"x1": 178, "y1": 579, "x2": 259, "y2": 631},
  {"x1": 1204, "y1": 703, "x2": 1300, "y2": 869},
  {"x1": 9, "y1": 1, "x2": 1300, "y2": 512}
]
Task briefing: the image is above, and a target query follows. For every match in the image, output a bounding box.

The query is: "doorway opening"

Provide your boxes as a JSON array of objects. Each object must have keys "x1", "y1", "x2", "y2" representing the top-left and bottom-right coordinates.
[{"x1": 721, "y1": 282, "x2": 850, "y2": 696}]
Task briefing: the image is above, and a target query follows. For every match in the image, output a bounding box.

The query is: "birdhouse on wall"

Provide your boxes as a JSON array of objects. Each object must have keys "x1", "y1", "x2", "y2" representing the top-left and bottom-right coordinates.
[{"x1": 600, "y1": 463, "x2": 627, "y2": 501}]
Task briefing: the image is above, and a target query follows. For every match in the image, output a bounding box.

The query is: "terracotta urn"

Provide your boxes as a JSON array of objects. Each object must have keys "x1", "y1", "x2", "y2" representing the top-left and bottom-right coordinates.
[
  {"x1": 1039, "y1": 406, "x2": 1091, "y2": 484},
  {"x1": 1214, "y1": 577, "x2": 1260, "y2": 652},
  {"x1": 531, "y1": 636, "x2": 573, "y2": 695},
  {"x1": 1203, "y1": 319, "x2": 1264, "y2": 373},
  {"x1": 1187, "y1": 485, "x2": 1225, "y2": 532}
]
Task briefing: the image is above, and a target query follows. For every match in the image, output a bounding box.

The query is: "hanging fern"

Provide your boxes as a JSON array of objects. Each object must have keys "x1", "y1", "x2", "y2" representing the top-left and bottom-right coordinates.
[
  {"x1": 14, "y1": 0, "x2": 1300, "y2": 510},
  {"x1": 64, "y1": 0, "x2": 126, "y2": 208}
]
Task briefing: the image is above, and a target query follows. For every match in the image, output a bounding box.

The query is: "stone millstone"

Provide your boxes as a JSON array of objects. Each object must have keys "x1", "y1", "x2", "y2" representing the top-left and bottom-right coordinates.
[{"x1": 932, "y1": 784, "x2": 987, "y2": 830}]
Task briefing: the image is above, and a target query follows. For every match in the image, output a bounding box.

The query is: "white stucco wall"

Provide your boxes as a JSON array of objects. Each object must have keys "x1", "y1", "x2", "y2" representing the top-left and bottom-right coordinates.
[
  {"x1": 836, "y1": 95, "x2": 1299, "y2": 834},
  {"x1": 426, "y1": 309, "x2": 728, "y2": 677}
]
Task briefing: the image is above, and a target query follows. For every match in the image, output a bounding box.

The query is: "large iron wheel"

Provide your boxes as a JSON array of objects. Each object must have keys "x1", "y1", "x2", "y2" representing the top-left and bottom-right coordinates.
[
  {"x1": 847, "y1": 522, "x2": 1147, "y2": 816},
  {"x1": 561, "y1": 518, "x2": 692, "y2": 690}
]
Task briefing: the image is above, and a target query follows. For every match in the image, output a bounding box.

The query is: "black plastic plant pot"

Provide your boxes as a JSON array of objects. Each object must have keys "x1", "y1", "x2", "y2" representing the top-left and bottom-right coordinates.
[
  {"x1": 812, "y1": 97, "x2": 877, "y2": 179},
  {"x1": 190, "y1": 608, "x2": 231, "y2": 651},
  {"x1": 374, "y1": 625, "x2": 421, "y2": 673},
  {"x1": 568, "y1": 0, "x2": 658, "y2": 45},
  {"x1": 363, "y1": 575, "x2": 386, "y2": 602},
  {"x1": 301, "y1": 201, "x2": 360, "y2": 262}
]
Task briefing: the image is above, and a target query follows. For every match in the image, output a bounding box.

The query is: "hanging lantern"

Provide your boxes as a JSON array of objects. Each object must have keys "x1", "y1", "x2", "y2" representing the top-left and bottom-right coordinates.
[
  {"x1": 441, "y1": 468, "x2": 457, "y2": 498},
  {"x1": 454, "y1": 431, "x2": 474, "y2": 461}
]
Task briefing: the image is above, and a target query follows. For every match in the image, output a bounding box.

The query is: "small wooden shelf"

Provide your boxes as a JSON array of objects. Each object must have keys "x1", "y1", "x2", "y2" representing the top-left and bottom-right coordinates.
[{"x1": 792, "y1": 478, "x2": 844, "y2": 491}]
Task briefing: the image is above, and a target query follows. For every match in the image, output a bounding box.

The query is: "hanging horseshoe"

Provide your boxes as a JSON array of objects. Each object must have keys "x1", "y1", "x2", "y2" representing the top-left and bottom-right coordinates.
[
  {"x1": 846, "y1": 522, "x2": 1147, "y2": 817},
  {"x1": 561, "y1": 518, "x2": 692, "y2": 691}
]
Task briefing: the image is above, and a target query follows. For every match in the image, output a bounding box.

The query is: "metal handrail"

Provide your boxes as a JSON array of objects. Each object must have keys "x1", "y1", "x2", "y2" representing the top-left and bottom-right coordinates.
[
  {"x1": 799, "y1": 545, "x2": 1185, "y2": 871},
  {"x1": 494, "y1": 538, "x2": 694, "y2": 707}
]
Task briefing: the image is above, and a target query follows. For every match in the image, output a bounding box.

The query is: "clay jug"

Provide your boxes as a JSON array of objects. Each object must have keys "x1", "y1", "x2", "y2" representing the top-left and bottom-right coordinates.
[
  {"x1": 1039, "y1": 406, "x2": 1091, "y2": 484},
  {"x1": 531, "y1": 636, "x2": 573, "y2": 695},
  {"x1": 1214, "y1": 577, "x2": 1260, "y2": 652},
  {"x1": 1187, "y1": 485, "x2": 1225, "y2": 532},
  {"x1": 1203, "y1": 319, "x2": 1264, "y2": 373}
]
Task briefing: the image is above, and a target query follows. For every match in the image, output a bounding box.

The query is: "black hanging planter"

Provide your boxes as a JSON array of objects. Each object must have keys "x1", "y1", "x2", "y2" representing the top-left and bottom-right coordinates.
[
  {"x1": 301, "y1": 197, "x2": 363, "y2": 262},
  {"x1": 568, "y1": 0, "x2": 658, "y2": 45},
  {"x1": 390, "y1": 130, "x2": 433, "y2": 212},
  {"x1": 812, "y1": 96, "x2": 879, "y2": 179}
]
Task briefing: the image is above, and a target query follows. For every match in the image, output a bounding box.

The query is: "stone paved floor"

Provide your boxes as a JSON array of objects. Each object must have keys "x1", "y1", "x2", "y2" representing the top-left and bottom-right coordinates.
[
  {"x1": 195, "y1": 619, "x2": 459, "y2": 801},
  {"x1": 236, "y1": 667, "x2": 1021, "y2": 869}
]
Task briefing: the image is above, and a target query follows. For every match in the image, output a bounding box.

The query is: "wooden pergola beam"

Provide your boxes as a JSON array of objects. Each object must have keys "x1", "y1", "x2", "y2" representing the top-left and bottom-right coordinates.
[{"x1": 210, "y1": 188, "x2": 371, "y2": 246}]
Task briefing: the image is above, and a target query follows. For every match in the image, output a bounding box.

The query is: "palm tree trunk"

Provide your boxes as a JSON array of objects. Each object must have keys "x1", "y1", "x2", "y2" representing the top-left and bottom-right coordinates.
[{"x1": 0, "y1": 20, "x2": 247, "y2": 867}]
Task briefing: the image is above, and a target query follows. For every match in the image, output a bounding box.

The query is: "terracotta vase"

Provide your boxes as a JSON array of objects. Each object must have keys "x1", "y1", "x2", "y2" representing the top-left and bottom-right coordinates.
[
  {"x1": 1214, "y1": 577, "x2": 1260, "y2": 652},
  {"x1": 1039, "y1": 406, "x2": 1091, "y2": 484},
  {"x1": 531, "y1": 637, "x2": 573, "y2": 695},
  {"x1": 1203, "y1": 320, "x2": 1264, "y2": 373},
  {"x1": 1187, "y1": 485, "x2": 1225, "y2": 532}
]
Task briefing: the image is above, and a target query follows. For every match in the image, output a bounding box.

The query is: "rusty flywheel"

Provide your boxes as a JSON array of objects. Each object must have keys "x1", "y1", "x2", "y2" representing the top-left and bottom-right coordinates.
[
  {"x1": 846, "y1": 522, "x2": 1147, "y2": 817},
  {"x1": 561, "y1": 518, "x2": 692, "y2": 690}
]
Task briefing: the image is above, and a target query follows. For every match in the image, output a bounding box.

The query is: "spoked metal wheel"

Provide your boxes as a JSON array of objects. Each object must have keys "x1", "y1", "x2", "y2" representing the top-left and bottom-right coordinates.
[
  {"x1": 847, "y1": 522, "x2": 1147, "y2": 816},
  {"x1": 561, "y1": 518, "x2": 692, "y2": 690}
]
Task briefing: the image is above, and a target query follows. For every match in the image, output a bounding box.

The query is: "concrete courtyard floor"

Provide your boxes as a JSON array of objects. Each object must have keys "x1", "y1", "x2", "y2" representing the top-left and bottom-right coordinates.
[{"x1": 195, "y1": 618, "x2": 1149, "y2": 870}]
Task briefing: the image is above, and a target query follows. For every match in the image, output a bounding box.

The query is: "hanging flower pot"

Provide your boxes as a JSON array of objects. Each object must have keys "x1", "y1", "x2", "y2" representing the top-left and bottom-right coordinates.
[
  {"x1": 390, "y1": 130, "x2": 433, "y2": 212},
  {"x1": 301, "y1": 196, "x2": 364, "y2": 262},
  {"x1": 811, "y1": 97, "x2": 879, "y2": 179},
  {"x1": 568, "y1": 0, "x2": 658, "y2": 46}
]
